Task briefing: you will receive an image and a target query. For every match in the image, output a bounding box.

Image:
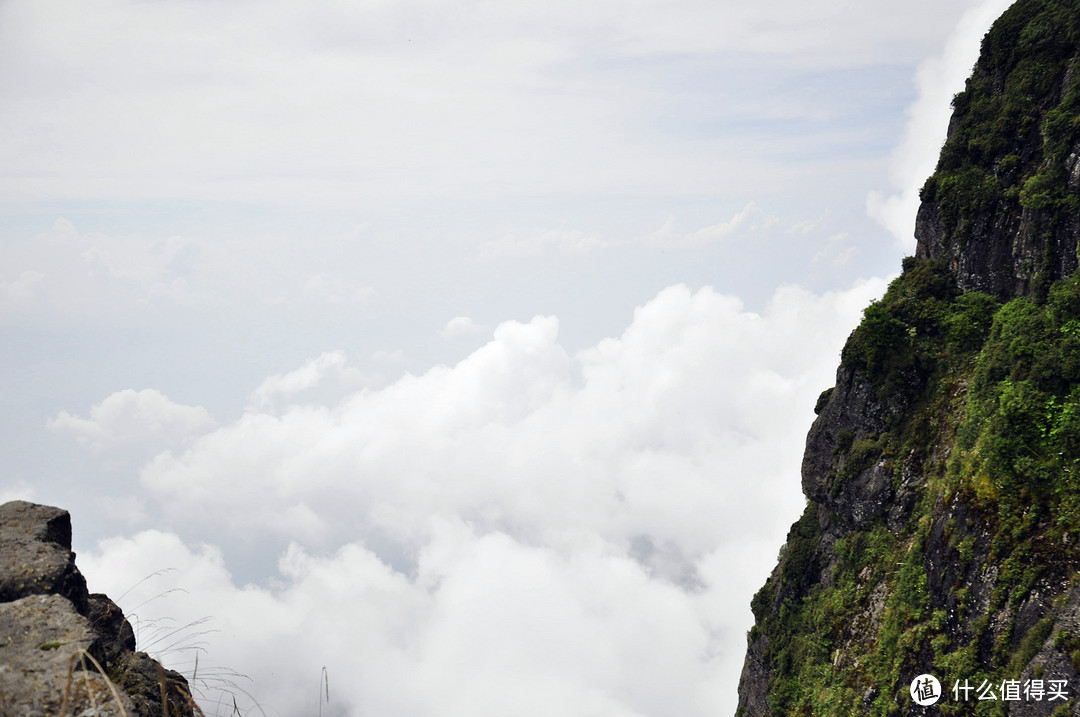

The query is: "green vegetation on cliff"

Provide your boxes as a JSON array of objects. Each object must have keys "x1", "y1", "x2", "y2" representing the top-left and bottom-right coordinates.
[
  {"x1": 747, "y1": 260, "x2": 1080, "y2": 714},
  {"x1": 921, "y1": 0, "x2": 1080, "y2": 247},
  {"x1": 740, "y1": 1, "x2": 1080, "y2": 713}
]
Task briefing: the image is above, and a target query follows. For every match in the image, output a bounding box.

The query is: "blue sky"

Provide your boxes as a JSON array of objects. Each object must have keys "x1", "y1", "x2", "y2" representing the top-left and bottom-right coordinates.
[{"x1": 1, "y1": 0, "x2": 1013, "y2": 714}]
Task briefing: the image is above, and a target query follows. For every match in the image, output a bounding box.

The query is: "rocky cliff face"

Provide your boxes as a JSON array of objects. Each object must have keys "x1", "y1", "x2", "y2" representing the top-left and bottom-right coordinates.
[
  {"x1": 0, "y1": 500, "x2": 196, "y2": 717},
  {"x1": 738, "y1": 1, "x2": 1080, "y2": 714},
  {"x1": 915, "y1": 0, "x2": 1080, "y2": 300}
]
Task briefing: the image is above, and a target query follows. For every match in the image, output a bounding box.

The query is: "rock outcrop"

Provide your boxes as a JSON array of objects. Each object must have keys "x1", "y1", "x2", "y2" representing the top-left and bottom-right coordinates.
[
  {"x1": 0, "y1": 500, "x2": 196, "y2": 717},
  {"x1": 738, "y1": 1, "x2": 1080, "y2": 714},
  {"x1": 915, "y1": 0, "x2": 1080, "y2": 299}
]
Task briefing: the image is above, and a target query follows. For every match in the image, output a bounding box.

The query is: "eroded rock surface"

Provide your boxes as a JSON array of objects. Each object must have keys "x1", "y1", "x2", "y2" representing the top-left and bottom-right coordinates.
[{"x1": 0, "y1": 501, "x2": 195, "y2": 717}]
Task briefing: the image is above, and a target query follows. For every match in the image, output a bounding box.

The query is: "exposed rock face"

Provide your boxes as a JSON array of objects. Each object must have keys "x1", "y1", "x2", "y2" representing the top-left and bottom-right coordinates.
[
  {"x1": 913, "y1": 152, "x2": 1080, "y2": 301},
  {"x1": 802, "y1": 368, "x2": 903, "y2": 529},
  {"x1": 738, "y1": 1, "x2": 1080, "y2": 714},
  {"x1": 0, "y1": 501, "x2": 195, "y2": 717},
  {"x1": 914, "y1": 1, "x2": 1080, "y2": 300},
  {"x1": 0, "y1": 500, "x2": 89, "y2": 614}
]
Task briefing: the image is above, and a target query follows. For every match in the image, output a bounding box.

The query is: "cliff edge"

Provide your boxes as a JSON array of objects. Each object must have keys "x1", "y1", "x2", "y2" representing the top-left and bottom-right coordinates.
[
  {"x1": 738, "y1": 1, "x2": 1080, "y2": 714},
  {"x1": 916, "y1": 0, "x2": 1080, "y2": 300},
  {"x1": 0, "y1": 500, "x2": 196, "y2": 717}
]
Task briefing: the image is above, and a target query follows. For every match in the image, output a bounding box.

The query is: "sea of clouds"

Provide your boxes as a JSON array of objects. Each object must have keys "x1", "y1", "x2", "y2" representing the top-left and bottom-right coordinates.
[
  {"x1": 73, "y1": 279, "x2": 886, "y2": 716},
  {"x1": 2, "y1": 0, "x2": 1018, "y2": 713}
]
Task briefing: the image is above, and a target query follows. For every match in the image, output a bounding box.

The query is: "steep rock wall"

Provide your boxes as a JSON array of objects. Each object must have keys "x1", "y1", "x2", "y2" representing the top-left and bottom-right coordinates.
[
  {"x1": 738, "y1": 1, "x2": 1080, "y2": 714},
  {"x1": 916, "y1": 0, "x2": 1080, "y2": 299}
]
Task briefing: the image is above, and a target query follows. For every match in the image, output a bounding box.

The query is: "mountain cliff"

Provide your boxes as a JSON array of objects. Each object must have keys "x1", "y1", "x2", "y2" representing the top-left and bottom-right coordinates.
[
  {"x1": 737, "y1": 1, "x2": 1080, "y2": 714},
  {"x1": 0, "y1": 500, "x2": 196, "y2": 717}
]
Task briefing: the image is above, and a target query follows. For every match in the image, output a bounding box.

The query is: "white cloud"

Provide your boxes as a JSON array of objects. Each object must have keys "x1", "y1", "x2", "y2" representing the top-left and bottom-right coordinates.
[
  {"x1": 479, "y1": 229, "x2": 608, "y2": 258},
  {"x1": 480, "y1": 203, "x2": 772, "y2": 258},
  {"x1": 82, "y1": 523, "x2": 775, "y2": 717},
  {"x1": 74, "y1": 277, "x2": 888, "y2": 716},
  {"x1": 250, "y1": 352, "x2": 346, "y2": 408},
  {"x1": 371, "y1": 348, "x2": 412, "y2": 367},
  {"x1": 867, "y1": 0, "x2": 1016, "y2": 250},
  {"x1": 248, "y1": 351, "x2": 377, "y2": 411},
  {"x1": 0, "y1": 218, "x2": 385, "y2": 322},
  {"x1": 298, "y1": 273, "x2": 376, "y2": 307},
  {"x1": 784, "y1": 212, "x2": 830, "y2": 237},
  {"x1": 0, "y1": 218, "x2": 207, "y2": 320},
  {"x1": 644, "y1": 203, "x2": 762, "y2": 249},
  {"x1": 440, "y1": 316, "x2": 489, "y2": 340},
  {"x1": 0, "y1": 270, "x2": 45, "y2": 307},
  {"x1": 0, "y1": 0, "x2": 983, "y2": 207},
  {"x1": 49, "y1": 388, "x2": 217, "y2": 454},
  {"x1": 813, "y1": 232, "x2": 859, "y2": 268}
]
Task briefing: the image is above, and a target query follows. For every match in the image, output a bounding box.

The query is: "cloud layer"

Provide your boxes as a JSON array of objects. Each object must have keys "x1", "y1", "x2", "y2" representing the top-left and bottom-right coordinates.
[
  {"x1": 0, "y1": 0, "x2": 981, "y2": 207},
  {"x1": 78, "y1": 277, "x2": 887, "y2": 716},
  {"x1": 49, "y1": 388, "x2": 216, "y2": 454}
]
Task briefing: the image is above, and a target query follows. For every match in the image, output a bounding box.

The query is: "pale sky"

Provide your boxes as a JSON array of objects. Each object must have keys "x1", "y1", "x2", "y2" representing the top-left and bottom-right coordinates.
[{"x1": 1, "y1": 1, "x2": 1013, "y2": 714}]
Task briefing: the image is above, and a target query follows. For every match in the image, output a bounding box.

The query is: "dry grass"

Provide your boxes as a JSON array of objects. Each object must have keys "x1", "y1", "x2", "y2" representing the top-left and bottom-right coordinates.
[
  {"x1": 60, "y1": 645, "x2": 213, "y2": 717},
  {"x1": 319, "y1": 667, "x2": 329, "y2": 717},
  {"x1": 119, "y1": 577, "x2": 251, "y2": 716},
  {"x1": 61, "y1": 649, "x2": 130, "y2": 717}
]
